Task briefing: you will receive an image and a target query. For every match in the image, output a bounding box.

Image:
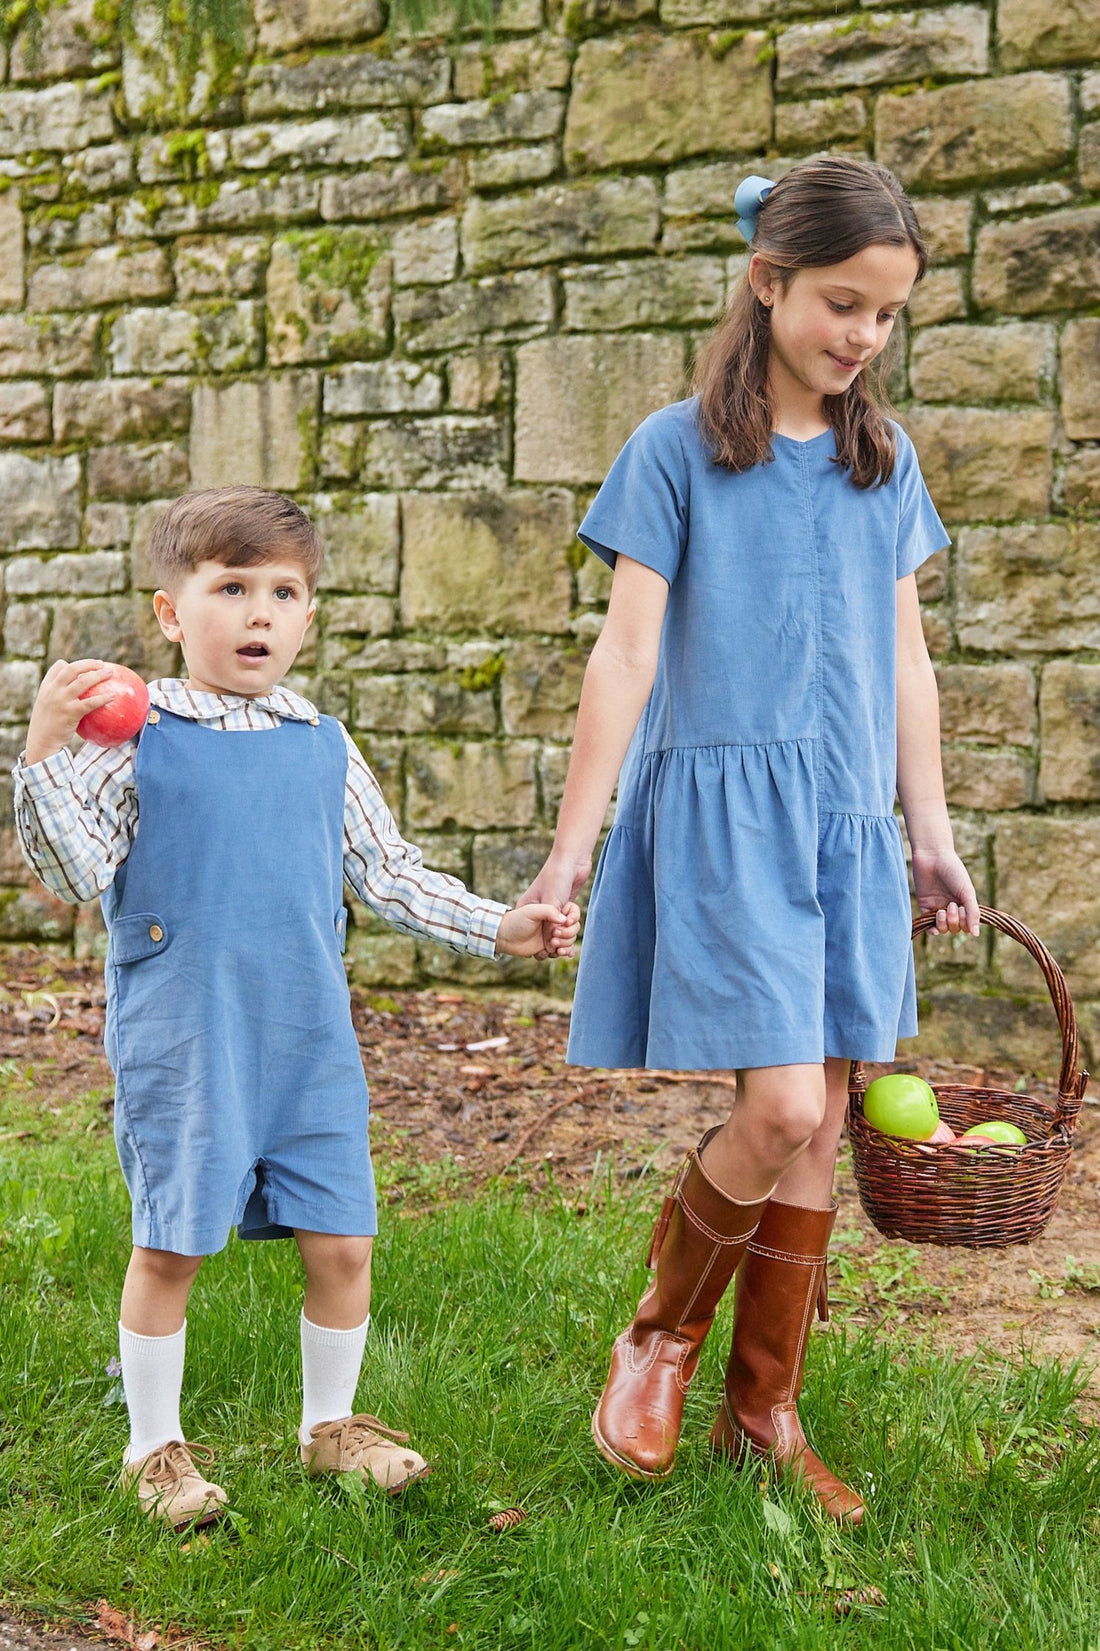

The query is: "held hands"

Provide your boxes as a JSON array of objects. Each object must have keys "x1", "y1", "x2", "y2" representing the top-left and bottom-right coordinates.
[
  {"x1": 24, "y1": 659, "x2": 118, "y2": 767},
  {"x1": 496, "y1": 900, "x2": 581, "y2": 959},
  {"x1": 513, "y1": 851, "x2": 592, "y2": 960},
  {"x1": 912, "y1": 846, "x2": 981, "y2": 938}
]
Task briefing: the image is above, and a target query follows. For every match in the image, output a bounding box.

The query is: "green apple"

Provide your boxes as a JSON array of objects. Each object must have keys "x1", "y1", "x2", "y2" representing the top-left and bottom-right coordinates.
[
  {"x1": 961, "y1": 1120, "x2": 1027, "y2": 1146},
  {"x1": 863, "y1": 1074, "x2": 940, "y2": 1140}
]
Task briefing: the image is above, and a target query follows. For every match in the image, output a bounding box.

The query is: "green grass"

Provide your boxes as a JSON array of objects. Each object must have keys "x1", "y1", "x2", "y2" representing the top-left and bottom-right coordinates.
[{"x1": 3, "y1": 1068, "x2": 1100, "y2": 1650}]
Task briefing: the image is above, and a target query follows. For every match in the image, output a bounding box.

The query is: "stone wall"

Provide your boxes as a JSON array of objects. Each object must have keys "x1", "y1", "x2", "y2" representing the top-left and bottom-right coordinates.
[{"x1": 0, "y1": 0, "x2": 1098, "y2": 1072}]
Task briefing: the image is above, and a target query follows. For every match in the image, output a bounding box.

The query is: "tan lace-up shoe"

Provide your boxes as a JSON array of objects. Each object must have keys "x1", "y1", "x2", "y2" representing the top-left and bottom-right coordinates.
[
  {"x1": 121, "y1": 1440, "x2": 228, "y2": 1531},
  {"x1": 302, "y1": 1413, "x2": 431, "y2": 1494}
]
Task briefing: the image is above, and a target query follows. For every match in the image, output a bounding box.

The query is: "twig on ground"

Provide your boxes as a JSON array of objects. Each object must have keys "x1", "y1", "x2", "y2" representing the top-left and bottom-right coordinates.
[{"x1": 494, "y1": 1094, "x2": 584, "y2": 1174}]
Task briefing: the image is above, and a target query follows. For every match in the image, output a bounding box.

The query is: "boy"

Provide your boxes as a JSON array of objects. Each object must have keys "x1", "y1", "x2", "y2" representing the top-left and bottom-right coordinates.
[{"x1": 14, "y1": 486, "x2": 578, "y2": 1531}]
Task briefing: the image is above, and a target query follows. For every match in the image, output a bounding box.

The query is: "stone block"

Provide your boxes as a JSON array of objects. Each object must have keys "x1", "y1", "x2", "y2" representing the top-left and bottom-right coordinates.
[
  {"x1": 9, "y1": 0, "x2": 114, "y2": 82},
  {"x1": 0, "y1": 81, "x2": 114, "y2": 155},
  {"x1": 355, "y1": 416, "x2": 507, "y2": 491},
  {"x1": 468, "y1": 143, "x2": 560, "y2": 192},
  {"x1": 310, "y1": 493, "x2": 400, "y2": 593},
  {"x1": 901, "y1": 407, "x2": 1053, "y2": 524},
  {"x1": 392, "y1": 217, "x2": 459, "y2": 286},
  {"x1": 515, "y1": 334, "x2": 685, "y2": 485},
  {"x1": 0, "y1": 193, "x2": 23, "y2": 306},
  {"x1": 665, "y1": 158, "x2": 747, "y2": 218},
  {"x1": 317, "y1": 423, "x2": 361, "y2": 482},
  {"x1": 775, "y1": 93, "x2": 867, "y2": 150},
  {"x1": 405, "y1": 739, "x2": 538, "y2": 832},
  {"x1": 87, "y1": 443, "x2": 190, "y2": 503},
  {"x1": 936, "y1": 664, "x2": 1036, "y2": 745},
  {"x1": 66, "y1": 143, "x2": 133, "y2": 195},
  {"x1": 875, "y1": 73, "x2": 1073, "y2": 188},
  {"x1": 911, "y1": 987, "x2": 1070, "y2": 1084},
  {"x1": 0, "y1": 887, "x2": 74, "y2": 942},
  {"x1": 27, "y1": 244, "x2": 172, "y2": 311},
  {"x1": 449, "y1": 349, "x2": 505, "y2": 410},
  {"x1": 1065, "y1": 450, "x2": 1100, "y2": 511},
  {"x1": 49, "y1": 596, "x2": 176, "y2": 677},
  {"x1": 0, "y1": 453, "x2": 80, "y2": 551},
  {"x1": 190, "y1": 374, "x2": 319, "y2": 491},
  {"x1": 26, "y1": 202, "x2": 115, "y2": 255},
  {"x1": 973, "y1": 210, "x2": 1100, "y2": 316},
  {"x1": 0, "y1": 313, "x2": 98, "y2": 378},
  {"x1": 395, "y1": 269, "x2": 554, "y2": 355},
  {"x1": 0, "y1": 659, "x2": 40, "y2": 719},
  {"x1": 999, "y1": 0, "x2": 1100, "y2": 67},
  {"x1": 995, "y1": 818, "x2": 1100, "y2": 994},
  {"x1": 6, "y1": 550, "x2": 127, "y2": 597},
  {"x1": 344, "y1": 930, "x2": 420, "y2": 989},
  {"x1": 119, "y1": 0, "x2": 245, "y2": 129},
  {"x1": 354, "y1": 673, "x2": 497, "y2": 736},
  {"x1": 1060, "y1": 320, "x2": 1100, "y2": 442},
  {"x1": 119, "y1": 177, "x2": 319, "y2": 240},
  {"x1": 462, "y1": 176, "x2": 658, "y2": 274},
  {"x1": 916, "y1": 549, "x2": 948, "y2": 603},
  {"x1": 985, "y1": 180, "x2": 1074, "y2": 215},
  {"x1": 565, "y1": 32, "x2": 771, "y2": 169},
  {"x1": 402, "y1": 490, "x2": 574, "y2": 634},
  {"x1": 501, "y1": 638, "x2": 589, "y2": 737},
  {"x1": 576, "y1": 547, "x2": 613, "y2": 605},
  {"x1": 85, "y1": 503, "x2": 132, "y2": 548},
  {"x1": 246, "y1": 50, "x2": 448, "y2": 118},
  {"x1": 109, "y1": 302, "x2": 262, "y2": 375},
  {"x1": 422, "y1": 89, "x2": 564, "y2": 148},
  {"x1": 254, "y1": 0, "x2": 384, "y2": 51},
  {"x1": 323, "y1": 362, "x2": 443, "y2": 417},
  {"x1": 174, "y1": 235, "x2": 267, "y2": 298},
  {"x1": 956, "y1": 522, "x2": 1100, "y2": 653},
  {"x1": 454, "y1": 39, "x2": 571, "y2": 99},
  {"x1": 229, "y1": 112, "x2": 408, "y2": 173},
  {"x1": 321, "y1": 596, "x2": 396, "y2": 638},
  {"x1": 909, "y1": 323, "x2": 1051, "y2": 404},
  {"x1": 916, "y1": 197, "x2": 973, "y2": 262},
  {"x1": 3, "y1": 601, "x2": 48, "y2": 658},
  {"x1": 0, "y1": 382, "x2": 48, "y2": 442},
  {"x1": 267, "y1": 232, "x2": 391, "y2": 366},
  {"x1": 320, "y1": 159, "x2": 465, "y2": 222},
  {"x1": 562, "y1": 256, "x2": 725, "y2": 330},
  {"x1": 941, "y1": 748, "x2": 1033, "y2": 810},
  {"x1": 778, "y1": 7, "x2": 988, "y2": 94},
  {"x1": 1039, "y1": 664, "x2": 1100, "y2": 802},
  {"x1": 471, "y1": 832, "x2": 555, "y2": 905},
  {"x1": 54, "y1": 377, "x2": 190, "y2": 443}
]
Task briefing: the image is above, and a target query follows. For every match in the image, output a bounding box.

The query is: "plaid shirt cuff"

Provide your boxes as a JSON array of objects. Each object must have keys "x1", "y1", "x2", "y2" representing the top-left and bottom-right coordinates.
[
  {"x1": 14, "y1": 747, "x2": 78, "y2": 795},
  {"x1": 465, "y1": 899, "x2": 509, "y2": 959}
]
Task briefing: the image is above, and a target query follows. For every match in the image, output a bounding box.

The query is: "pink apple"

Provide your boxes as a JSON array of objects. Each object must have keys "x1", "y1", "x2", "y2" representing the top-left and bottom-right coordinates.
[
  {"x1": 928, "y1": 1120, "x2": 956, "y2": 1144},
  {"x1": 961, "y1": 1120, "x2": 1027, "y2": 1146},
  {"x1": 77, "y1": 665, "x2": 150, "y2": 745}
]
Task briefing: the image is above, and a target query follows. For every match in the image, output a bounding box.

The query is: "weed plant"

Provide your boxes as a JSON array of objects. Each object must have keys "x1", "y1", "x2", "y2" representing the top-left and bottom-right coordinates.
[{"x1": 2, "y1": 1066, "x2": 1100, "y2": 1649}]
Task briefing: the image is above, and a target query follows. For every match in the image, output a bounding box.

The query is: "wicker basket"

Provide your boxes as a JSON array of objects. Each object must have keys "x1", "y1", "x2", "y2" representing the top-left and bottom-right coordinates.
[{"x1": 846, "y1": 905, "x2": 1089, "y2": 1248}]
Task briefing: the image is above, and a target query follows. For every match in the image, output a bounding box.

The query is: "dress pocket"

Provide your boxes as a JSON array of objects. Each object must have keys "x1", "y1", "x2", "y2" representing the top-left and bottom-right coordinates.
[{"x1": 109, "y1": 912, "x2": 170, "y2": 964}]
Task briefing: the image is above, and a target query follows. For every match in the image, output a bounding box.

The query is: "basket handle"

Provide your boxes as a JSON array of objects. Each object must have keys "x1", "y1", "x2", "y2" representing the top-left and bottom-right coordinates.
[{"x1": 905, "y1": 905, "x2": 1086, "y2": 1130}]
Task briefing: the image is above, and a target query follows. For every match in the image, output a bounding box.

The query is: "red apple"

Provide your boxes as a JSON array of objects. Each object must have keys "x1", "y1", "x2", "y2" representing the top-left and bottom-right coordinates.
[
  {"x1": 863, "y1": 1073, "x2": 940, "y2": 1140},
  {"x1": 77, "y1": 665, "x2": 150, "y2": 745},
  {"x1": 949, "y1": 1132, "x2": 998, "y2": 1149},
  {"x1": 928, "y1": 1120, "x2": 957, "y2": 1144}
]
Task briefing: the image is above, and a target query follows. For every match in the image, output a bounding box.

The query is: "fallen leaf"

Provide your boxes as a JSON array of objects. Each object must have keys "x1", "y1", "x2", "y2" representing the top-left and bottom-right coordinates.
[
  {"x1": 466, "y1": 1036, "x2": 509, "y2": 1052},
  {"x1": 96, "y1": 1599, "x2": 161, "y2": 1649},
  {"x1": 833, "y1": 1586, "x2": 886, "y2": 1615}
]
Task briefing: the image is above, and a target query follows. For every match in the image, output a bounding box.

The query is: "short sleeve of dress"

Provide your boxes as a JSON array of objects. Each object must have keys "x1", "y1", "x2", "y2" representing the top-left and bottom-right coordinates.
[
  {"x1": 577, "y1": 406, "x2": 689, "y2": 587},
  {"x1": 894, "y1": 424, "x2": 950, "y2": 579}
]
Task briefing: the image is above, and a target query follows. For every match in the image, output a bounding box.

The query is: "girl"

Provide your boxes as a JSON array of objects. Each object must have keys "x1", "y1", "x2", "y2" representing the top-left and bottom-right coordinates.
[{"x1": 522, "y1": 156, "x2": 979, "y2": 1524}]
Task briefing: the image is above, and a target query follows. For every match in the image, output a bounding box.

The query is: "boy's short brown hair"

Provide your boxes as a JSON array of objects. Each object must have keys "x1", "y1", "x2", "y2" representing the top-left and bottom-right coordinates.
[{"x1": 148, "y1": 487, "x2": 325, "y2": 594}]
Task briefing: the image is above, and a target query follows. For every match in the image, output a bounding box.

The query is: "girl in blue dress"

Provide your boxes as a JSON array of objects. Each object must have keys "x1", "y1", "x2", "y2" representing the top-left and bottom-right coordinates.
[{"x1": 522, "y1": 156, "x2": 980, "y2": 1523}]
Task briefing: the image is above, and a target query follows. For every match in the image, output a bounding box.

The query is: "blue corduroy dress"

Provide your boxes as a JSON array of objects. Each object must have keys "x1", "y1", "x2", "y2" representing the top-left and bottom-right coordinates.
[
  {"x1": 566, "y1": 398, "x2": 949, "y2": 1073},
  {"x1": 101, "y1": 708, "x2": 375, "y2": 1255}
]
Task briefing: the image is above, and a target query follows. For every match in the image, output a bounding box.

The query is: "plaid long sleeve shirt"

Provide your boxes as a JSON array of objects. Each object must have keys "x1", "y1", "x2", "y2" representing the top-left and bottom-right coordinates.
[{"x1": 12, "y1": 678, "x2": 508, "y2": 958}]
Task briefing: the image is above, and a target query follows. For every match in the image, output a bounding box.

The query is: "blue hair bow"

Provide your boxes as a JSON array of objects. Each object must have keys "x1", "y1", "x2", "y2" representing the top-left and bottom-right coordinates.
[{"x1": 734, "y1": 174, "x2": 775, "y2": 244}]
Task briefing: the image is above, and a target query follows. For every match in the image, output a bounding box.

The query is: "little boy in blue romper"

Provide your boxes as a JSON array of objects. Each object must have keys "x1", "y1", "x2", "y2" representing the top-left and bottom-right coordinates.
[{"x1": 15, "y1": 486, "x2": 578, "y2": 1530}]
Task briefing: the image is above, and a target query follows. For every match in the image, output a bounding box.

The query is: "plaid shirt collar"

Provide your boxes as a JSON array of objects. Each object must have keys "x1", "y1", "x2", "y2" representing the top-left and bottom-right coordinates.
[{"x1": 148, "y1": 678, "x2": 320, "y2": 724}]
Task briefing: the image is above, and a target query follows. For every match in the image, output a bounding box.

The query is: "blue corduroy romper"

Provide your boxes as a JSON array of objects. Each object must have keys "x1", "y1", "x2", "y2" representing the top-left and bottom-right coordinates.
[{"x1": 101, "y1": 707, "x2": 376, "y2": 1256}]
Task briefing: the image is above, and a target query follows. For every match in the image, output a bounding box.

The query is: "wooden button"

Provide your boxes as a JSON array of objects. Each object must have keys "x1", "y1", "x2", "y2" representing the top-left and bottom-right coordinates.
[
  {"x1": 147, "y1": 709, "x2": 160, "y2": 724},
  {"x1": 149, "y1": 924, "x2": 164, "y2": 943},
  {"x1": 308, "y1": 717, "x2": 320, "y2": 726}
]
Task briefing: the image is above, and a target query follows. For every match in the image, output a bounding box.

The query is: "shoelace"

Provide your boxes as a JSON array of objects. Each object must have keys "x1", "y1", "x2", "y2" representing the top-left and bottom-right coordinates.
[
  {"x1": 312, "y1": 1413, "x2": 411, "y2": 1459},
  {"x1": 141, "y1": 1440, "x2": 216, "y2": 1488}
]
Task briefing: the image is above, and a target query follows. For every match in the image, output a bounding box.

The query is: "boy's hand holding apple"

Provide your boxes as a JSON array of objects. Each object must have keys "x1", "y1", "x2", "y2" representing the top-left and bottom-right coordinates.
[{"x1": 25, "y1": 659, "x2": 150, "y2": 766}]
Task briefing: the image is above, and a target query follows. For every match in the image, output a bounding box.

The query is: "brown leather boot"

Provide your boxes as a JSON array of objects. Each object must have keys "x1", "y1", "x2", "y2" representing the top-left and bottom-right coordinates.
[
  {"x1": 709, "y1": 1198, "x2": 865, "y2": 1524},
  {"x1": 592, "y1": 1131, "x2": 770, "y2": 1481}
]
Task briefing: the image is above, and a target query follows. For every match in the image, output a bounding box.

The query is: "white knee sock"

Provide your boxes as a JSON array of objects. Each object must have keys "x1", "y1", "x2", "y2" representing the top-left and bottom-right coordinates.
[
  {"x1": 119, "y1": 1320, "x2": 186, "y2": 1464},
  {"x1": 299, "y1": 1310, "x2": 370, "y2": 1446}
]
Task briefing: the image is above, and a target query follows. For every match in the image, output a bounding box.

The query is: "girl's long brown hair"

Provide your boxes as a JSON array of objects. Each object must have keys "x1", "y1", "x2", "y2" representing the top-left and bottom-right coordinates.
[{"x1": 693, "y1": 156, "x2": 927, "y2": 489}]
